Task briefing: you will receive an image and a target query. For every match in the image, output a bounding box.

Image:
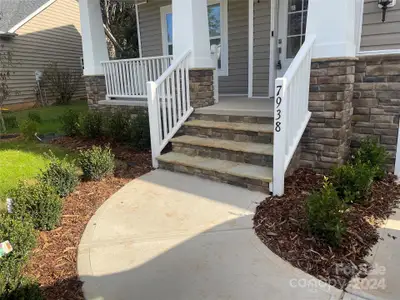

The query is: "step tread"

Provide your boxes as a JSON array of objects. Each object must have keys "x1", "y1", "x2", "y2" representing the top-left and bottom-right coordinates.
[
  {"x1": 158, "y1": 152, "x2": 273, "y2": 182},
  {"x1": 184, "y1": 120, "x2": 274, "y2": 133},
  {"x1": 171, "y1": 135, "x2": 273, "y2": 156}
]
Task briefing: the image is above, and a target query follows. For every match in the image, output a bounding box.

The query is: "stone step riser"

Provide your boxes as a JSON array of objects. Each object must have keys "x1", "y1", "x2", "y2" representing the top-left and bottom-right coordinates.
[
  {"x1": 172, "y1": 142, "x2": 273, "y2": 167},
  {"x1": 183, "y1": 126, "x2": 273, "y2": 144},
  {"x1": 159, "y1": 161, "x2": 270, "y2": 193},
  {"x1": 190, "y1": 114, "x2": 273, "y2": 124}
]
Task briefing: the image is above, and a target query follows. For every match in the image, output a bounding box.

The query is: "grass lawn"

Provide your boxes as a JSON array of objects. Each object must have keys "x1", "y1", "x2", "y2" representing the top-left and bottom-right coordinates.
[
  {"x1": 4, "y1": 100, "x2": 88, "y2": 135},
  {"x1": 0, "y1": 140, "x2": 77, "y2": 211}
]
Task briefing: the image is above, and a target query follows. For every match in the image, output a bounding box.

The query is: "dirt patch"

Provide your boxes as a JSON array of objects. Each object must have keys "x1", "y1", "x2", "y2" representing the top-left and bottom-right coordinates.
[
  {"x1": 24, "y1": 137, "x2": 152, "y2": 300},
  {"x1": 253, "y1": 168, "x2": 400, "y2": 290}
]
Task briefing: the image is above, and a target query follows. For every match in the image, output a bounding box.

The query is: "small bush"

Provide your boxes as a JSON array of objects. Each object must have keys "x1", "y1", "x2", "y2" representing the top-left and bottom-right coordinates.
[
  {"x1": 28, "y1": 112, "x2": 42, "y2": 124},
  {"x1": 78, "y1": 145, "x2": 115, "y2": 181},
  {"x1": 4, "y1": 115, "x2": 18, "y2": 129},
  {"x1": 331, "y1": 162, "x2": 374, "y2": 204},
  {"x1": 9, "y1": 182, "x2": 63, "y2": 231},
  {"x1": 354, "y1": 138, "x2": 389, "y2": 180},
  {"x1": 61, "y1": 109, "x2": 81, "y2": 137},
  {"x1": 0, "y1": 277, "x2": 43, "y2": 300},
  {"x1": 42, "y1": 62, "x2": 82, "y2": 105},
  {"x1": 0, "y1": 213, "x2": 37, "y2": 296},
  {"x1": 19, "y1": 119, "x2": 38, "y2": 140},
  {"x1": 39, "y1": 151, "x2": 79, "y2": 197},
  {"x1": 82, "y1": 111, "x2": 104, "y2": 139},
  {"x1": 130, "y1": 111, "x2": 150, "y2": 150},
  {"x1": 306, "y1": 179, "x2": 347, "y2": 246},
  {"x1": 107, "y1": 111, "x2": 131, "y2": 142}
]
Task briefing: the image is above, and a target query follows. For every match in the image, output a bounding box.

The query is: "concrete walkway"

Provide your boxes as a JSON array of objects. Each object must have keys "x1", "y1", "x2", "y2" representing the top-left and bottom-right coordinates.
[{"x1": 78, "y1": 170, "x2": 344, "y2": 300}]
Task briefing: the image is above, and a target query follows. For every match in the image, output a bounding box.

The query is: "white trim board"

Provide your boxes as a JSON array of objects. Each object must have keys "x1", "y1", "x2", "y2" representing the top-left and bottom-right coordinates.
[{"x1": 8, "y1": 0, "x2": 57, "y2": 33}]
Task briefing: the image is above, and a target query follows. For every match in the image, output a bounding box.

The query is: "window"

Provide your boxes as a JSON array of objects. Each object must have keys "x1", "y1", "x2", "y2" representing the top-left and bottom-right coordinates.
[
  {"x1": 286, "y1": 0, "x2": 308, "y2": 58},
  {"x1": 160, "y1": 0, "x2": 228, "y2": 75}
]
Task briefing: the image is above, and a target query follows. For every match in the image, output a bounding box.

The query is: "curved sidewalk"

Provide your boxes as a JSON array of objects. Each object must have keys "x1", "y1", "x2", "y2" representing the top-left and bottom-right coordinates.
[{"x1": 78, "y1": 170, "x2": 344, "y2": 300}]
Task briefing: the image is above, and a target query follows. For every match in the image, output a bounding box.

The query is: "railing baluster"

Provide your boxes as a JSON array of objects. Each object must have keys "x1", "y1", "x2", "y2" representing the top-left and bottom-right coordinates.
[
  {"x1": 181, "y1": 63, "x2": 186, "y2": 114},
  {"x1": 161, "y1": 81, "x2": 168, "y2": 139},
  {"x1": 185, "y1": 59, "x2": 190, "y2": 110},
  {"x1": 166, "y1": 76, "x2": 172, "y2": 132},
  {"x1": 171, "y1": 69, "x2": 177, "y2": 126},
  {"x1": 176, "y1": 64, "x2": 182, "y2": 119}
]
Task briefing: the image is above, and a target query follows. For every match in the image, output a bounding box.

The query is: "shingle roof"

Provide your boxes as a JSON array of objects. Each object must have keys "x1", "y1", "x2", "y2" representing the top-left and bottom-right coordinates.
[{"x1": 0, "y1": 0, "x2": 49, "y2": 32}]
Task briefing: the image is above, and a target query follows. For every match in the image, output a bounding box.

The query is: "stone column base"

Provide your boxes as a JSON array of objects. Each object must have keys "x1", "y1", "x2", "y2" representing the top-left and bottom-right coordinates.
[
  {"x1": 300, "y1": 57, "x2": 357, "y2": 173},
  {"x1": 189, "y1": 69, "x2": 214, "y2": 108},
  {"x1": 83, "y1": 75, "x2": 106, "y2": 108}
]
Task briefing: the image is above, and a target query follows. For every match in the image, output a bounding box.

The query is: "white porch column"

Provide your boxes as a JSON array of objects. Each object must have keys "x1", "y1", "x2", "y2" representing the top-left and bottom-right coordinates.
[
  {"x1": 172, "y1": 0, "x2": 214, "y2": 68},
  {"x1": 79, "y1": 0, "x2": 109, "y2": 76},
  {"x1": 306, "y1": 0, "x2": 357, "y2": 58}
]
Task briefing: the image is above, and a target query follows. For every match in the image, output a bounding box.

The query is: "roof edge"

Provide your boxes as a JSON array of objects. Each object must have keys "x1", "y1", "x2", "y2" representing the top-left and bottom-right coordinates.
[{"x1": 7, "y1": 0, "x2": 57, "y2": 33}]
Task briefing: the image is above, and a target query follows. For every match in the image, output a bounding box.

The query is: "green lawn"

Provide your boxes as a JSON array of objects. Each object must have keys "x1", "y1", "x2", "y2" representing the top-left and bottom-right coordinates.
[
  {"x1": 0, "y1": 140, "x2": 76, "y2": 211},
  {"x1": 4, "y1": 101, "x2": 88, "y2": 134}
]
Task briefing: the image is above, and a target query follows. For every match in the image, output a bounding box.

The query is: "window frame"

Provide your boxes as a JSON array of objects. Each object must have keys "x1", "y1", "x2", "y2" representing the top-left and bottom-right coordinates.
[{"x1": 160, "y1": 0, "x2": 229, "y2": 76}]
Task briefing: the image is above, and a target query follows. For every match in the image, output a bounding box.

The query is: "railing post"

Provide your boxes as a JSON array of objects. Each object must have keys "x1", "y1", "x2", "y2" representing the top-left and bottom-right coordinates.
[
  {"x1": 211, "y1": 45, "x2": 219, "y2": 104},
  {"x1": 273, "y1": 78, "x2": 287, "y2": 196},
  {"x1": 147, "y1": 81, "x2": 161, "y2": 168}
]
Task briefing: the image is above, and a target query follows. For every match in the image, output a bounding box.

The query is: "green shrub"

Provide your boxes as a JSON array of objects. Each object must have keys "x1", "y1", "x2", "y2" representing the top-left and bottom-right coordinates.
[
  {"x1": 38, "y1": 151, "x2": 79, "y2": 197},
  {"x1": 82, "y1": 111, "x2": 104, "y2": 138},
  {"x1": 60, "y1": 109, "x2": 81, "y2": 136},
  {"x1": 107, "y1": 111, "x2": 131, "y2": 143},
  {"x1": 0, "y1": 213, "x2": 37, "y2": 296},
  {"x1": 19, "y1": 119, "x2": 38, "y2": 140},
  {"x1": 28, "y1": 112, "x2": 42, "y2": 124},
  {"x1": 3, "y1": 115, "x2": 18, "y2": 130},
  {"x1": 78, "y1": 145, "x2": 115, "y2": 181},
  {"x1": 0, "y1": 277, "x2": 43, "y2": 300},
  {"x1": 354, "y1": 138, "x2": 389, "y2": 180},
  {"x1": 130, "y1": 111, "x2": 150, "y2": 150},
  {"x1": 306, "y1": 179, "x2": 347, "y2": 246},
  {"x1": 331, "y1": 162, "x2": 374, "y2": 204},
  {"x1": 9, "y1": 183, "x2": 63, "y2": 231}
]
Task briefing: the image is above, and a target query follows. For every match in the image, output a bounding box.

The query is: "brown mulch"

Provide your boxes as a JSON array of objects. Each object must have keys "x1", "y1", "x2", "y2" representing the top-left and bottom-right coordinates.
[
  {"x1": 24, "y1": 137, "x2": 153, "y2": 300},
  {"x1": 253, "y1": 168, "x2": 400, "y2": 290}
]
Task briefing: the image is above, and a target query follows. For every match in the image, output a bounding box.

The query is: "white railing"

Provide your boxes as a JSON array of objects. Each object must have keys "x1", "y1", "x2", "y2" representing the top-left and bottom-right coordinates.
[
  {"x1": 211, "y1": 45, "x2": 219, "y2": 104},
  {"x1": 102, "y1": 55, "x2": 173, "y2": 99},
  {"x1": 272, "y1": 35, "x2": 316, "y2": 196},
  {"x1": 147, "y1": 50, "x2": 192, "y2": 167}
]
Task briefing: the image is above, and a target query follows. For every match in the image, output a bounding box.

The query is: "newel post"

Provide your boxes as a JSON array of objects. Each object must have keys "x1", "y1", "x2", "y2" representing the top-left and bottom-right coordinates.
[
  {"x1": 147, "y1": 82, "x2": 161, "y2": 168},
  {"x1": 272, "y1": 78, "x2": 288, "y2": 196}
]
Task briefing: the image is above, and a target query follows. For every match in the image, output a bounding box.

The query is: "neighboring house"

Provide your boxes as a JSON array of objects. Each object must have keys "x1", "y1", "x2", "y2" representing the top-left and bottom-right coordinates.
[
  {"x1": 79, "y1": 0, "x2": 400, "y2": 196},
  {"x1": 0, "y1": 0, "x2": 86, "y2": 110}
]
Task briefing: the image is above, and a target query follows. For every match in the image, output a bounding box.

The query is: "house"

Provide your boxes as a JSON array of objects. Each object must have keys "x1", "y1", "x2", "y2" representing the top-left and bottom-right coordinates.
[
  {"x1": 0, "y1": 0, "x2": 86, "y2": 110},
  {"x1": 79, "y1": 0, "x2": 400, "y2": 196}
]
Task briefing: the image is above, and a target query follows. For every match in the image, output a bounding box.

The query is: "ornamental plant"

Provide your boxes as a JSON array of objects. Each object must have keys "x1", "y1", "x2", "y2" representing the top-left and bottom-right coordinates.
[{"x1": 78, "y1": 145, "x2": 115, "y2": 181}]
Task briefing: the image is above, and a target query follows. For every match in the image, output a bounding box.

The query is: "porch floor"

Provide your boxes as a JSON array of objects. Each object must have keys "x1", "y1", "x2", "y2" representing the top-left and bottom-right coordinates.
[{"x1": 196, "y1": 96, "x2": 274, "y2": 118}]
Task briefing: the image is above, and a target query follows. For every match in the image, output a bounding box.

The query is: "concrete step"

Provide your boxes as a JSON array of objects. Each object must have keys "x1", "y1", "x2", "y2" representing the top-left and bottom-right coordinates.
[
  {"x1": 190, "y1": 113, "x2": 273, "y2": 125},
  {"x1": 183, "y1": 120, "x2": 274, "y2": 144},
  {"x1": 171, "y1": 135, "x2": 273, "y2": 167},
  {"x1": 157, "y1": 152, "x2": 272, "y2": 193}
]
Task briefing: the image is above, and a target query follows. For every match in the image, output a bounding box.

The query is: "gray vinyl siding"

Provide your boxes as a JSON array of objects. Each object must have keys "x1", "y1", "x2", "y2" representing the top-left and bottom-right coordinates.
[
  {"x1": 1, "y1": 0, "x2": 85, "y2": 106},
  {"x1": 252, "y1": 0, "x2": 270, "y2": 96},
  {"x1": 138, "y1": 0, "x2": 250, "y2": 95},
  {"x1": 219, "y1": 0, "x2": 248, "y2": 95},
  {"x1": 361, "y1": 0, "x2": 400, "y2": 51}
]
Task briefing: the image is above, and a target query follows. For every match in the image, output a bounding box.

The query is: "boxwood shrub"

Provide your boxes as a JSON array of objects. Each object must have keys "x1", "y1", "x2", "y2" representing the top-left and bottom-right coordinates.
[
  {"x1": 78, "y1": 145, "x2": 115, "y2": 181},
  {"x1": 39, "y1": 152, "x2": 79, "y2": 197},
  {"x1": 354, "y1": 138, "x2": 389, "y2": 180},
  {"x1": 0, "y1": 213, "x2": 37, "y2": 296},
  {"x1": 8, "y1": 182, "x2": 63, "y2": 231}
]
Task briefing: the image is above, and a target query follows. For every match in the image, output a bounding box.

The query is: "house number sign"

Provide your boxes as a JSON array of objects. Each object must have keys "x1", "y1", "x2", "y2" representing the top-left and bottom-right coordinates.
[{"x1": 275, "y1": 85, "x2": 282, "y2": 132}]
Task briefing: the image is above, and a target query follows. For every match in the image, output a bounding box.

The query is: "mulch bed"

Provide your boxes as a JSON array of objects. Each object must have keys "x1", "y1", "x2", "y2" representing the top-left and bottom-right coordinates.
[
  {"x1": 253, "y1": 168, "x2": 400, "y2": 290},
  {"x1": 24, "y1": 137, "x2": 153, "y2": 300}
]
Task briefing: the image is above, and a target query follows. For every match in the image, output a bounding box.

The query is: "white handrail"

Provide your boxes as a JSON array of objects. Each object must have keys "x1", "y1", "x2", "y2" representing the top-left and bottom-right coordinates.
[
  {"x1": 102, "y1": 55, "x2": 173, "y2": 99},
  {"x1": 272, "y1": 35, "x2": 316, "y2": 196},
  {"x1": 147, "y1": 50, "x2": 193, "y2": 167}
]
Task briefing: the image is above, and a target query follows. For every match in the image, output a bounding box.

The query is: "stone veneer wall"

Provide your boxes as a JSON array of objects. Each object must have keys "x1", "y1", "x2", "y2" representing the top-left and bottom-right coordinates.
[
  {"x1": 352, "y1": 54, "x2": 400, "y2": 170},
  {"x1": 189, "y1": 69, "x2": 214, "y2": 108},
  {"x1": 300, "y1": 58, "x2": 357, "y2": 173},
  {"x1": 84, "y1": 75, "x2": 107, "y2": 108}
]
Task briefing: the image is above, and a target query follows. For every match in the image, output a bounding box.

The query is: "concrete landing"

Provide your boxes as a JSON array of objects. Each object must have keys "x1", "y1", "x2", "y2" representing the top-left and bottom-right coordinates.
[{"x1": 78, "y1": 170, "x2": 343, "y2": 300}]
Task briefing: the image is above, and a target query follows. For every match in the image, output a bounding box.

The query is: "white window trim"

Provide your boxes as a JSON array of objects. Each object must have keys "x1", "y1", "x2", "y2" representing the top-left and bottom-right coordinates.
[{"x1": 160, "y1": 0, "x2": 229, "y2": 76}]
